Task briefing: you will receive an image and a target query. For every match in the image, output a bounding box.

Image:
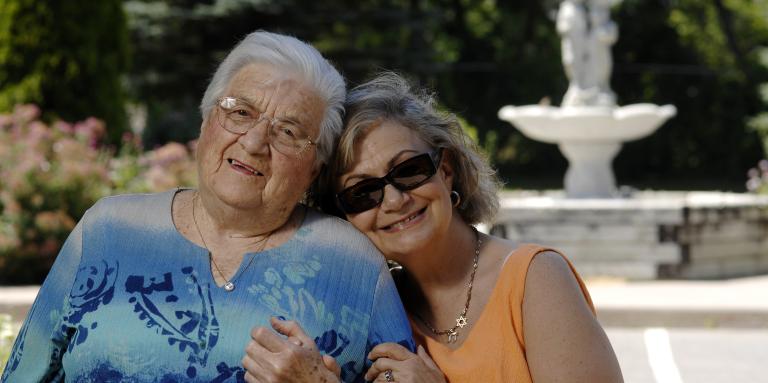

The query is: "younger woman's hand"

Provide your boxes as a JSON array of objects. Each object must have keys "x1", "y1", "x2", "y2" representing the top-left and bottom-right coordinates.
[
  {"x1": 242, "y1": 317, "x2": 340, "y2": 383},
  {"x1": 365, "y1": 343, "x2": 446, "y2": 383}
]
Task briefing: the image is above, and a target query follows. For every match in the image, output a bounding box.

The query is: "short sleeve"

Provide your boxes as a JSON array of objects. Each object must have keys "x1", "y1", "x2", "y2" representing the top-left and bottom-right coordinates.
[{"x1": 1, "y1": 218, "x2": 85, "y2": 382}]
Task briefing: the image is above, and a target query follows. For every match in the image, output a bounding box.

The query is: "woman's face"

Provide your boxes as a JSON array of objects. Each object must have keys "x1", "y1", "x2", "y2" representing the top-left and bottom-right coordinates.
[
  {"x1": 196, "y1": 62, "x2": 325, "y2": 214},
  {"x1": 338, "y1": 121, "x2": 455, "y2": 260}
]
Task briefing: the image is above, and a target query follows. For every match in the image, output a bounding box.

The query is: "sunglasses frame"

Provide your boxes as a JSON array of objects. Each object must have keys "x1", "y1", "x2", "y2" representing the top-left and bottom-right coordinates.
[{"x1": 336, "y1": 149, "x2": 444, "y2": 215}]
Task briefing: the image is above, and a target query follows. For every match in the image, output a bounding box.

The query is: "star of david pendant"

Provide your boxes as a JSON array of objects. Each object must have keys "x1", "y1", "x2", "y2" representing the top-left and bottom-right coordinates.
[
  {"x1": 223, "y1": 282, "x2": 235, "y2": 292},
  {"x1": 456, "y1": 315, "x2": 468, "y2": 328},
  {"x1": 447, "y1": 329, "x2": 458, "y2": 343}
]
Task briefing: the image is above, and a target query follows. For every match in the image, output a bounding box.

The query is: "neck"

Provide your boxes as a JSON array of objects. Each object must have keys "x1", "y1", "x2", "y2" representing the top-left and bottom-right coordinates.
[
  {"x1": 195, "y1": 188, "x2": 297, "y2": 244},
  {"x1": 401, "y1": 217, "x2": 478, "y2": 292}
]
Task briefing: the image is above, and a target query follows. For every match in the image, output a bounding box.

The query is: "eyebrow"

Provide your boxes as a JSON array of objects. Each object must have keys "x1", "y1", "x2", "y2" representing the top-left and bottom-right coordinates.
[
  {"x1": 235, "y1": 94, "x2": 307, "y2": 130},
  {"x1": 343, "y1": 149, "x2": 421, "y2": 186}
]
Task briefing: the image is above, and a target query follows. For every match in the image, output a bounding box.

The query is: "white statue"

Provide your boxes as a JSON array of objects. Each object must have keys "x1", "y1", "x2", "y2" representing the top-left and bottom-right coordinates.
[
  {"x1": 587, "y1": 0, "x2": 619, "y2": 106},
  {"x1": 557, "y1": 0, "x2": 590, "y2": 107},
  {"x1": 557, "y1": 0, "x2": 620, "y2": 107}
]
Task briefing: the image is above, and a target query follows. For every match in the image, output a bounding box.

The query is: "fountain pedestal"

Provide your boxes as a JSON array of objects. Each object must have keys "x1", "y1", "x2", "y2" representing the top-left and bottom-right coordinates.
[{"x1": 498, "y1": 104, "x2": 676, "y2": 198}]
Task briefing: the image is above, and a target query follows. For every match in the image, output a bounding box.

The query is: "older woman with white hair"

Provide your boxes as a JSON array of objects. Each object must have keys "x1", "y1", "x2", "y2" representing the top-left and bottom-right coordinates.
[{"x1": 1, "y1": 31, "x2": 413, "y2": 383}]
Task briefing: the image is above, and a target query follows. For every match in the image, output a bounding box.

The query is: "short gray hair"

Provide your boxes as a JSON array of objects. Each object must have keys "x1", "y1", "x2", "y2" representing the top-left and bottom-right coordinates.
[
  {"x1": 200, "y1": 30, "x2": 346, "y2": 165},
  {"x1": 319, "y1": 72, "x2": 501, "y2": 224}
]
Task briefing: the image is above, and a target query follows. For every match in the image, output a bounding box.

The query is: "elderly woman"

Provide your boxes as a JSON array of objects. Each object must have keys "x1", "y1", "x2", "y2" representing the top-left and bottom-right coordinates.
[
  {"x1": 1, "y1": 32, "x2": 413, "y2": 383},
  {"x1": 246, "y1": 72, "x2": 622, "y2": 382}
]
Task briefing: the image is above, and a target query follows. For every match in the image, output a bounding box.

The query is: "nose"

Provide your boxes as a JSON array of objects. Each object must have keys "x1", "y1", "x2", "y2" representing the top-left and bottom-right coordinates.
[
  {"x1": 237, "y1": 119, "x2": 271, "y2": 155},
  {"x1": 380, "y1": 184, "x2": 409, "y2": 212}
]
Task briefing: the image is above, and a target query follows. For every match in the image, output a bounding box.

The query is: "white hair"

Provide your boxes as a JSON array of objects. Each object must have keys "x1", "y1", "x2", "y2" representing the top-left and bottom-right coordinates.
[{"x1": 200, "y1": 30, "x2": 346, "y2": 165}]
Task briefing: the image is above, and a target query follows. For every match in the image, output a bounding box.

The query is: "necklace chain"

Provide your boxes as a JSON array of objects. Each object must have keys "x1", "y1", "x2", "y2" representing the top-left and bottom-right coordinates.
[
  {"x1": 191, "y1": 191, "x2": 273, "y2": 292},
  {"x1": 415, "y1": 227, "x2": 481, "y2": 343}
]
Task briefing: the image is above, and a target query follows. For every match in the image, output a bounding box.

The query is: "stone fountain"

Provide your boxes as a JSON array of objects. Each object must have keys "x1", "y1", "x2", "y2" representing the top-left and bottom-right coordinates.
[
  {"x1": 499, "y1": 0, "x2": 675, "y2": 198},
  {"x1": 492, "y1": 0, "x2": 768, "y2": 279}
]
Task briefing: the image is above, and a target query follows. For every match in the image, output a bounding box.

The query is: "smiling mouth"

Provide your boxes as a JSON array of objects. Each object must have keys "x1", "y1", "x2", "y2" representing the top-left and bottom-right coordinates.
[
  {"x1": 227, "y1": 158, "x2": 263, "y2": 176},
  {"x1": 381, "y1": 207, "x2": 427, "y2": 232}
]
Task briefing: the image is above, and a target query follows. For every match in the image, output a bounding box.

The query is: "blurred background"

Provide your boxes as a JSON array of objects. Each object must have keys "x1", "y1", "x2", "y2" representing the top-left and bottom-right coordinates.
[{"x1": 1, "y1": 0, "x2": 768, "y2": 379}]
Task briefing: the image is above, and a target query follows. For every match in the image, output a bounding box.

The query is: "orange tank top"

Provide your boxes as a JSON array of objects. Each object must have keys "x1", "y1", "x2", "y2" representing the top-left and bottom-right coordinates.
[{"x1": 410, "y1": 244, "x2": 595, "y2": 383}]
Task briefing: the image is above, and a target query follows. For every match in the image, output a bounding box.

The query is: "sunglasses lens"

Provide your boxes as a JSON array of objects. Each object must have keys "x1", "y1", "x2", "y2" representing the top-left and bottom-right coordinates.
[
  {"x1": 389, "y1": 154, "x2": 436, "y2": 190},
  {"x1": 338, "y1": 179, "x2": 385, "y2": 214}
]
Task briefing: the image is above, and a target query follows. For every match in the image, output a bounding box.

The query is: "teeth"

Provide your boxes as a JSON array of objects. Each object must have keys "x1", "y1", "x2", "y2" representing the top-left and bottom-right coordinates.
[
  {"x1": 389, "y1": 212, "x2": 420, "y2": 230},
  {"x1": 228, "y1": 158, "x2": 261, "y2": 176}
]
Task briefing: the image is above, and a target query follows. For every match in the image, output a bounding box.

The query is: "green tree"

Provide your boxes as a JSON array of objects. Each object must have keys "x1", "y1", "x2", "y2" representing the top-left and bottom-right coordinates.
[
  {"x1": 125, "y1": 0, "x2": 768, "y2": 190},
  {"x1": 0, "y1": 0, "x2": 130, "y2": 144}
]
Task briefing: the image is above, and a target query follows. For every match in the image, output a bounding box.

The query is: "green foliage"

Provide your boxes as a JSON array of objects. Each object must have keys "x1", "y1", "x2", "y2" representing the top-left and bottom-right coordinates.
[
  {"x1": 0, "y1": 314, "x2": 19, "y2": 375},
  {"x1": 613, "y1": 0, "x2": 767, "y2": 188},
  {"x1": 0, "y1": 105, "x2": 196, "y2": 284},
  {"x1": 124, "y1": 0, "x2": 768, "y2": 190},
  {"x1": 0, "y1": 0, "x2": 130, "y2": 144}
]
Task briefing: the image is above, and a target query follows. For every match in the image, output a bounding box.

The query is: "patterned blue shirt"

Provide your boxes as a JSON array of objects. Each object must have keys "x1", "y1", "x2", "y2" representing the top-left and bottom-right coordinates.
[{"x1": 2, "y1": 190, "x2": 413, "y2": 382}]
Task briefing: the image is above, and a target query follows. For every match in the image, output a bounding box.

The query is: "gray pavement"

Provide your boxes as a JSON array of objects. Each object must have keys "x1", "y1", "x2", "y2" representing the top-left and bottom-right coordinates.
[{"x1": 587, "y1": 274, "x2": 768, "y2": 328}]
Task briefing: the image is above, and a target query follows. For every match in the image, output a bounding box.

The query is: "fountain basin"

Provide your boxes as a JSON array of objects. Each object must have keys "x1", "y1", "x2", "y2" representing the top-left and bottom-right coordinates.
[{"x1": 498, "y1": 103, "x2": 676, "y2": 198}]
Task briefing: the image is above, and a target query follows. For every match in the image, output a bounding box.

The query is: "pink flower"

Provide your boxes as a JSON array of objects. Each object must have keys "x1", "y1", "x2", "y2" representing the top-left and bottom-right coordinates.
[{"x1": 13, "y1": 104, "x2": 41, "y2": 123}]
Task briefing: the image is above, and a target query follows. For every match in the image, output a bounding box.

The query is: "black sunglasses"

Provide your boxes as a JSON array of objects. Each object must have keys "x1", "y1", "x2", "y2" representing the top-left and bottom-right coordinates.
[{"x1": 336, "y1": 150, "x2": 443, "y2": 215}]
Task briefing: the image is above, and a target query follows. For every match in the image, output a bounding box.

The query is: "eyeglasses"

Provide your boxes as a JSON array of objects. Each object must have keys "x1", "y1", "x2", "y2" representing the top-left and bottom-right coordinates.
[
  {"x1": 336, "y1": 150, "x2": 443, "y2": 214},
  {"x1": 216, "y1": 96, "x2": 317, "y2": 156}
]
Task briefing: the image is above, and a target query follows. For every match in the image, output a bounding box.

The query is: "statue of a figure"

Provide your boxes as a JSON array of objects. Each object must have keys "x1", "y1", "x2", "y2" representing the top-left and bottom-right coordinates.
[
  {"x1": 557, "y1": 0, "x2": 590, "y2": 107},
  {"x1": 587, "y1": 0, "x2": 618, "y2": 106},
  {"x1": 557, "y1": 0, "x2": 620, "y2": 107}
]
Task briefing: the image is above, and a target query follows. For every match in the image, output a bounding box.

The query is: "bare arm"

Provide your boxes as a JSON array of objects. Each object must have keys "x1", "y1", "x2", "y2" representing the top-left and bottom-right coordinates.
[{"x1": 523, "y1": 251, "x2": 623, "y2": 383}]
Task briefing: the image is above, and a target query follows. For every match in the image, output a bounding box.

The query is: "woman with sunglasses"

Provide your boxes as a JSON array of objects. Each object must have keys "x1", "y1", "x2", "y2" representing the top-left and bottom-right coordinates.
[{"x1": 320, "y1": 72, "x2": 623, "y2": 382}]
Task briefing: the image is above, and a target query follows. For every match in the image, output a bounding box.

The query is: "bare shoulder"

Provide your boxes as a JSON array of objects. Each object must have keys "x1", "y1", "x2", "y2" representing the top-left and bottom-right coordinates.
[
  {"x1": 523, "y1": 251, "x2": 624, "y2": 382},
  {"x1": 523, "y1": 250, "x2": 591, "y2": 319},
  {"x1": 526, "y1": 250, "x2": 581, "y2": 291}
]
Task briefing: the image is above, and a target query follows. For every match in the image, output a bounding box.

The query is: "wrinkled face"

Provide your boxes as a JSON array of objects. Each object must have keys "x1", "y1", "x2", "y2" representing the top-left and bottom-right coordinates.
[
  {"x1": 196, "y1": 62, "x2": 325, "y2": 215},
  {"x1": 338, "y1": 121, "x2": 455, "y2": 261}
]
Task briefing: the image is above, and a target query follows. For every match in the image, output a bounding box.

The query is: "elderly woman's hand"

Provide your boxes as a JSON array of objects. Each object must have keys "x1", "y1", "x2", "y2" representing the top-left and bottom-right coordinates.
[
  {"x1": 242, "y1": 317, "x2": 340, "y2": 383},
  {"x1": 365, "y1": 343, "x2": 446, "y2": 383}
]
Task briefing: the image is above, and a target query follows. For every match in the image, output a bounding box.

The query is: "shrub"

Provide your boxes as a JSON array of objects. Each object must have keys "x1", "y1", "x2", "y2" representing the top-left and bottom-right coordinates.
[
  {"x1": 0, "y1": 0, "x2": 130, "y2": 144},
  {"x1": 0, "y1": 314, "x2": 18, "y2": 376},
  {"x1": 0, "y1": 105, "x2": 196, "y2": 284}
]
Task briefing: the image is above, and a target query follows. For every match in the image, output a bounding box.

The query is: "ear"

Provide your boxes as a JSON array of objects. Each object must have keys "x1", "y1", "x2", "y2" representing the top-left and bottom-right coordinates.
[
  {"x1": 438, "y1": 150, "x2": 456, "y2": 191},
  {"x1": 309, "y1": 162, "x2": 323, "y2": 182}
]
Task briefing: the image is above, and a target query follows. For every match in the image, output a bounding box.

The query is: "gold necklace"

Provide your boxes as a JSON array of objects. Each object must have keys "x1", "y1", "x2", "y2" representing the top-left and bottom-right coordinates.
[
  {"x1": 415, "y1": 227, "x2": 481, "y2": 343},
  {"x1": 191, "y1": 192, "x2": 273, "y2": 292}
]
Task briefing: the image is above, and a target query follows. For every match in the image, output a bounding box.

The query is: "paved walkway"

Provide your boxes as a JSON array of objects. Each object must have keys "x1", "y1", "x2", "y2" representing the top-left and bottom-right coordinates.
[
  {"x1": 587, "y1": 274, "x2": 768, "y2": 328},
  {"x1": 2, "y1": 274, "x2": 768, "y2": 327}
]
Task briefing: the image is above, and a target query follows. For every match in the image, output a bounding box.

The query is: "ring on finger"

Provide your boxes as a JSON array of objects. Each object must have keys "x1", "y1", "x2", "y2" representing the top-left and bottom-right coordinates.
[{"x1": 384, "y1": 369, "x2": 394, "y2": 382}]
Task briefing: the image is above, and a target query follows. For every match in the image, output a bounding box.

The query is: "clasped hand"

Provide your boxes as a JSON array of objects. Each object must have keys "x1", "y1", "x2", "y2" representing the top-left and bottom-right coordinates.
[{"x1": 242, "y1": 317, "x2": 341, "y2": 383}]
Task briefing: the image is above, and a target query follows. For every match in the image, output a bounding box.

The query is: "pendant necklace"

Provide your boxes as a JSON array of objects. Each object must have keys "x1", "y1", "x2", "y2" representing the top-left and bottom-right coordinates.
[
  {"x1": 192, "y1": 192, "x2": 273, "y2": 292},
  {"x1": 415, "y1": 227, "x2": 481, "y2": 343}
]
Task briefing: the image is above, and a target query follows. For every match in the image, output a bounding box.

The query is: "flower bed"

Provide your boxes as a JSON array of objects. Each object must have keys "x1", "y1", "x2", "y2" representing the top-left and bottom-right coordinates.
[{"x1": 0, "y1": 105, "x2": 197, "y2": 284}]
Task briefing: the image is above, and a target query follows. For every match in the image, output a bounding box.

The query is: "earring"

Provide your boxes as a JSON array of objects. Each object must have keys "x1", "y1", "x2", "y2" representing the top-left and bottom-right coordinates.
[{"x1": 450, "y1": 190, "x2": 461, "y2": 208}]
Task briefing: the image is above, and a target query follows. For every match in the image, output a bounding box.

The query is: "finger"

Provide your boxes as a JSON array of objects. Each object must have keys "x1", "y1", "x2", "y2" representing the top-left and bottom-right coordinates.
[
  {"x1": 322, "y1": 354, "x2": 341, "y2": 378},
  {"x1": 242, "y1": 341, "x2": 272, "y2": 382},
  {"x1": 250, "y1": 325, "x2": 289, "y2": 353},
  {"x1": 417, "y1": 344, "x2": 440, "y2": 370},
  {"x1": 270, "y1": 317, "x2": 316, "y2": 350},
  {"x1": 368, "y1": 342, "x2": 416, "y2": 361},
  {"x1": 287, "y1": 336, "x2": 303, "y2": 347},
  {"x1": 364, "y1": 357, "x2": 398, "y2": 382}
]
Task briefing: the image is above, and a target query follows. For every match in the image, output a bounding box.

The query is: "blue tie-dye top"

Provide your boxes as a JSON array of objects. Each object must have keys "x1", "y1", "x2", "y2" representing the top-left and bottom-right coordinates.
[{"x1": 1, "y1": 190, "x2": 414, "y2": 382}]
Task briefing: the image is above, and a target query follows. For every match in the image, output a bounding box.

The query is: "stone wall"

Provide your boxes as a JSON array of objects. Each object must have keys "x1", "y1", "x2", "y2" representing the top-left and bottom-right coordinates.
[{"x1": 492, "y1": 191, "x2": 768, "y2": 279}]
